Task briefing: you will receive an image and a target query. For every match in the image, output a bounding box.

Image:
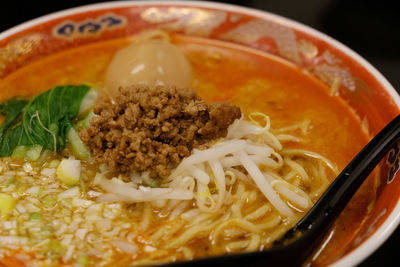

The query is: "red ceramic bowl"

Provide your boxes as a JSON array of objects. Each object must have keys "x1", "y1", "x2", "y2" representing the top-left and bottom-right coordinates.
[{"x1": 0, "y1": 1, "x2": 399, "y2": 266}]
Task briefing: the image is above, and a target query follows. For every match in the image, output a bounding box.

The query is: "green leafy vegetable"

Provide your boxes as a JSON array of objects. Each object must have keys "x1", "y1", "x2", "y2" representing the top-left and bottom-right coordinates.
[
  {"x1": 23, "y1": 85, "x2": 90, "y2": 151},
  {"x1": 0, "y1": 99, "x2": 29, "y2": 156},
  {"x1": 0, "y1": 123, "x2": 30, "y2": 157},
  {"x1": 0, "y1": 98, "x2": 29, "y2": 137},
  {"x1": 0, "y1": 85, "x2": 91, "y2": 157}
]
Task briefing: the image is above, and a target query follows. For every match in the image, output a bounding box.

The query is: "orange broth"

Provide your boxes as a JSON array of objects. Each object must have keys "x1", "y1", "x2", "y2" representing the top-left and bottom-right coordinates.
[{"x1": 0, "y1": 35, "x2": 375, "y2": 266}]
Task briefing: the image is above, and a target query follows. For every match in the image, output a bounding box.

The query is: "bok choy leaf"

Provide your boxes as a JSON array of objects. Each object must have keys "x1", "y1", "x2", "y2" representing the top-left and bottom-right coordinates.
[{"x1": 0, "y1": 85, "x2": 91, "y2": 156}]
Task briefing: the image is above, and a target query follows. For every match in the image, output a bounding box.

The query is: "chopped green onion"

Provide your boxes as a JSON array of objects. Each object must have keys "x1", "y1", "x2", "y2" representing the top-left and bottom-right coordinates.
[
  {"x1": 0, "y1": 193, "x2": 15, "y2": 214},
  {"x1": 75, "y1": 119, "x2": 86, "y2": 131},
  {"x1": 7, "y1": 175, "x2": 16, "y2": 185},
  {"x1": 67, "y1": 127, "x2": 91, "y2": 160},
  {"x1": 79, "y1": 89, "x2": 98, "y2": 115},
  {"x1": 142, "y1": 175, "x2": 161, "y2": 188},
  {"x1": 11, "y1": 146, "x2": 28, "y2": 160},
  {"x1": 75, "y1": 110, "x2": 96, "y2": 131},
  {"x1": 48, "y1": 159, "x2": 60, "y2": 168},
  {"x1": 37, "y1": 187, "x2": 43, "y2": 197},
  {"x1": 84, "y1": 110, "x2": 95, "y2": 128},
  {"x1": 26, "y1": 144, "x2": 43, "y2": 161},
  {"x1": 99, "y1": 163, "x2": 108, "y2": 173},
  {"x1": 41, "y1": 226, "x2": 53, "y2": 238},
  {"x1": 29, "y1": 212, "x2": 41, "y2": 220},
  {"x1": 36, "y1": 149, "x2": 52, "y2": 165},
  {"x1": 11, "y1": 144, "x2": 43, "y2": 161},
  {"x1": 143, "y1": 179, "x2": 161, "y2": 188},
  {"x1": 57, "y1": 160, "x2": 81, "y2": 186},
  {"x1": 58, "y1": 186, "x2": 80, "y2": 200},
  {"x1": 45, "y1": 240, "x2": 64, "y2": 259},
  {"x1": 43, "y1": 196, "x2": 56, "y2": 208},
  {"x1": 78, "y1": 255, "x2": 90, "y2": 266}
]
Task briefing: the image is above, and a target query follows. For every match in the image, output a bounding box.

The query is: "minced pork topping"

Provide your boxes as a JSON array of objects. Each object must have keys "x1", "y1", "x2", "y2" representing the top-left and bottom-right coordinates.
[{"x1": 80, "y1": 85, "x2": 241, "y2": 177}]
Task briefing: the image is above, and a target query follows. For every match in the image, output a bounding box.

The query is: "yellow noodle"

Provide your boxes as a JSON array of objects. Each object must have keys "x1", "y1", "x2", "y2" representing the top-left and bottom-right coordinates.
[
  {"x1": 212, "y1": 217, "x2": 282, "y2": 239},
  {"x1": 244, "y1": 204, "x2": 272, "y2": 221},
  {"x1": 181, "y1": 246, "x2": 194, "y2": 260},
  {"x1": 272, "y1": 120, "x2": 310, "y2": 135},
  {"x1": 246, "y1": 234, "x2": 261, "y2": 252},
  {"x1": 225, "y1": 240, "x2": 250, "y2": 251},
  {"x1": 282, "y1": 149, "x2": 338, "y2": 174},
  {"x1": 246, "y1": 190, "x2": 258, "y2": 204},
  {"x1": 166, "y1": 221, "x2": 220, "y2": 249},
  {"x1": 285, "y1": 158, "x2": 310, "y2": 182},
  {"x1": 231, "y1": 202, "x2": 243, "y2": 218},
  {"x1": 222, "y1": 228, "x2": 246, "y2": 239},
  {"x1": 270, "y1": 179, "x2": 312, "y2": 205},
  {"x1": 150, "y1": 220, "x2": 185, "y2": 243},
  {"x1": 140, "y1": 203, "x2": 153, "y2": 231},
  {"x1": 276, "y1": 134, "x2": 302, "y2": 143},
  {"x1": 249, "y1": 112, "x2": 271, "y2": 130}
]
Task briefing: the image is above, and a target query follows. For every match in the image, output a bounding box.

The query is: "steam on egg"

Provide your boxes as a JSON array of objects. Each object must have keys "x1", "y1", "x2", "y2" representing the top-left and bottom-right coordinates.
[{"x1": 104, "y1": 39, "x2": 192, "y2": 98}]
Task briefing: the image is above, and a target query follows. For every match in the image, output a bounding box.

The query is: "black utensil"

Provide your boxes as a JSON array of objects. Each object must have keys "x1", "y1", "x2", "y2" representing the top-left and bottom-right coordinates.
[{"x1": 163, "y1": 114, "x2": 400, "y2": 266}]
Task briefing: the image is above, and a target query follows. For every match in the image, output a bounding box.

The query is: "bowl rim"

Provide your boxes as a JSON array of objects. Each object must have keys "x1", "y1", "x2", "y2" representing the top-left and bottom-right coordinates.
[{"x1": 1, "y1": 1, "x2": 399, "y2": 266}]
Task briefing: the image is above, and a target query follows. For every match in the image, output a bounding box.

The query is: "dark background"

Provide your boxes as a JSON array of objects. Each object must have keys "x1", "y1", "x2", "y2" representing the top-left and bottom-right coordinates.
[{"x1": 1, "y1": 0, "x2": 399, "y2": 266}]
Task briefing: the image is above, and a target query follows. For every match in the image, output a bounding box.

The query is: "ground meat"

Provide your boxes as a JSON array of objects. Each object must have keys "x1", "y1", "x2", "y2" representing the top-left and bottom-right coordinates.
[{"x1": 80, "y1": 85, "x2": 241, "y2": 177}]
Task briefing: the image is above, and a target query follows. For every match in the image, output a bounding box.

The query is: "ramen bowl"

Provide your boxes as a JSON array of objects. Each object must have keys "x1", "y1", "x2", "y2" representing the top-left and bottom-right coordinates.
[{"x1": 0, "y1": 1, "x2": 398, "y2": 266}]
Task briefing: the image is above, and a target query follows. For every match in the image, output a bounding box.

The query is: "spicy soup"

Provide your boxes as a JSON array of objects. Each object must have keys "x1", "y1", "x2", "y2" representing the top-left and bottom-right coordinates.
[{"x1": 0, "y1": 35, "x2": 373, "y2": 266}]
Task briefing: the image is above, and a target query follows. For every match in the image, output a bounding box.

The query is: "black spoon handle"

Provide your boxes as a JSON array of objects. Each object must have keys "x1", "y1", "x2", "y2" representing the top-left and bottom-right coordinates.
[
  {"x1": 277, "y1": 113, "x2": 400, "y2": 264},
  {"x1": 294, "y1": 114, "x2": 400, "y2": 232}
]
